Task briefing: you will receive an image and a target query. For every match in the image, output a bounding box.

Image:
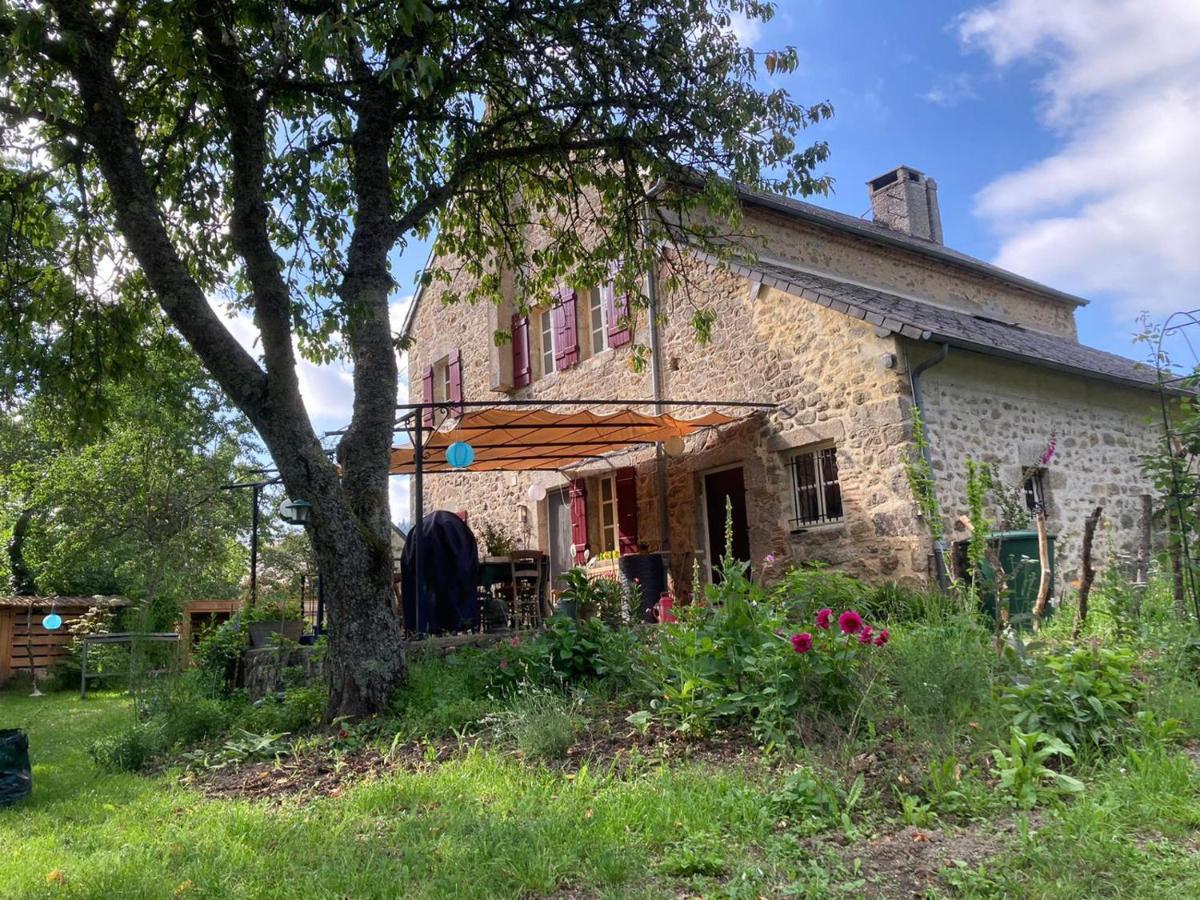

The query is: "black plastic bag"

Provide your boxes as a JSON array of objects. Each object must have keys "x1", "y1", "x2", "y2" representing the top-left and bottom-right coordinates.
[{"x1": 0, "y1": 729, "x2": 32, "y2": 806}]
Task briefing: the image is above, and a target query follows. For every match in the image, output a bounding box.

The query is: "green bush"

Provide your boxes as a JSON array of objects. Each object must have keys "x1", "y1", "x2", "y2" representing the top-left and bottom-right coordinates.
[
  {"x1": 635, "y1": 560, "x2": 888, "y2": 743},
  {"x1": 491, "y1": 616, "x2": 641, "y2": 691},
  {"x1": 89, "y1": 722, "x2": 167, "y2": 772},
  {"x1": 769, "y1": 564, "x2": 867, "y2": 622},
  {"x1": 390, "y1": 650, "x2": 497, "y2": 739},
  {"x1": 1000, "y1": 646, "x2": 1141, "y2": 752},
  {"x1": 485, "y1": 689, "x2": 584, "y2": 761},
  {"x1": 881, "y1": 616, "x2": 997, "y2": 736},
  {"x1": 194, "y1": 617, "x2": 248, "y2": 692},
  {"x1": 140, "y1": 671, "x2": 233, "y2": 747},
  {"x1": 234, "y1": 684, "x2": 326, "y2": 735}
]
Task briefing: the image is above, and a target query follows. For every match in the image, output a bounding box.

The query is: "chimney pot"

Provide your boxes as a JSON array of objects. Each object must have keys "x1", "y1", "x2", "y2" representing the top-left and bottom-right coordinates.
[{"x1": 867, "y1": 166, "x2": 943, "y2": 244}]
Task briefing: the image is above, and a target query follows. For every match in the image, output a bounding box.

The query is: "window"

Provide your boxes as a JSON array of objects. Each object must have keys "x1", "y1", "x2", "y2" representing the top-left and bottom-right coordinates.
[
  {"x1": 597, "y1": 475, "x2": 619, "y2": 553},
  {"x1": 538, "y1": 308, "x2": 555, "y2": 378},
  {"x1": 788, "y1": 445, "x2": 843, "y2": 528},
  {"x1": 431, "y1": 356, "x2": 450, "y2": 401},
  {"x1": 587, "y1": 286, "x2": 608, "y2": 355},
  {"x1": 1023, "y1": 468, "x2": 1047, "y2": 513}
]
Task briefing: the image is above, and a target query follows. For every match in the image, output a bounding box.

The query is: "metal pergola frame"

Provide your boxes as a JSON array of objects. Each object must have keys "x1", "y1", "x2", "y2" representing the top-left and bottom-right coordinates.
[{"x1": 394, "y1": 397, "x2": 775, "y2": 633}]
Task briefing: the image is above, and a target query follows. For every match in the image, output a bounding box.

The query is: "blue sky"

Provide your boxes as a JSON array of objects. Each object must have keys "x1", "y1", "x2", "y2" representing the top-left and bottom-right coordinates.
[{"x1": 220, "y1": 0, "x2": 1200, "y2": 523}]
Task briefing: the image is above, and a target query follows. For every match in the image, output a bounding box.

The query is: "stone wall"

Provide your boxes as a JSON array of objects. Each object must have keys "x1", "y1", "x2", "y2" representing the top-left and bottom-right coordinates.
[{"x1": 915, "y1": 345, "x2": 1160, "y2": 582}]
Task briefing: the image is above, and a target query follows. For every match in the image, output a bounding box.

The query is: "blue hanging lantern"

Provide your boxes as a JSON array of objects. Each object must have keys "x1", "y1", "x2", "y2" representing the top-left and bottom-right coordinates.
[
  {"x1": 42, "y1": 613, "x2": 62, "y2": 631},
  {"x1": 445, "y1": 441, "x2": 475, "y2": 468}
]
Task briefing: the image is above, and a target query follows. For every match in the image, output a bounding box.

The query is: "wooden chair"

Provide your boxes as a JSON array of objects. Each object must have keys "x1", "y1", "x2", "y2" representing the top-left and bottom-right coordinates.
[{"x1": 509, "y1": 551, "x2": 545, "y2": 629}]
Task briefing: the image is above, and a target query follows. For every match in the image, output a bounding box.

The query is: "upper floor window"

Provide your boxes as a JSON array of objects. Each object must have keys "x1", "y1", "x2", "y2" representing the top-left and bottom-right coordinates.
[
  {"x1": 587, "y1": 286, "x2": 608, "y2": 356},
  {"x1": 538, "y1": 308, "x2": 556, "y2": 379},
  {"x1": 1023, "y1": 468, "x2": 1047, "y2": 514},
  {"x1": 788, "y1": 445, "x2": 843, "y2": 529}
]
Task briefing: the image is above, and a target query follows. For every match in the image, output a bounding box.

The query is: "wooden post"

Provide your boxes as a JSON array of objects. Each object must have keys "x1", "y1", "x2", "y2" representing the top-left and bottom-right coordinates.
[
  {"x1": 1032, "y1": 510, "x2": 1052, "y2": 621},
  {"x1": 0, "y1": 609, "x2": 14, "y2": 687},
  {"x1": 1169, "y1": 508, "x2": 1188, "y2": 618},
  {"x1": 1073, "y1": 506, "x2": 1104, "y2": 639},
  {"x1": 1132, "y1": 494, "x2": 1152, "y2": 619}
]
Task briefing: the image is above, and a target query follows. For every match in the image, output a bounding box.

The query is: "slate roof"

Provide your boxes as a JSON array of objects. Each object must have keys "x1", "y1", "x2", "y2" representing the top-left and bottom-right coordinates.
[
  {"x1": 670, "y1": 178, "x2": 1091, "y2": 309},
  {"x1": 706, "y1": 252, "x2": 1160, "y2": 392}
]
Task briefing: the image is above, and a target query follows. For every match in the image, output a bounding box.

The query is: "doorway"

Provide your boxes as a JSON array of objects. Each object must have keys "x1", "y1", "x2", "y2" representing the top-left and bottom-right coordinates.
[
  {"x1": 703, "y1": 466, "x2": 750, "y2": 581},
  {"x1": 546, "y1": 487, "x2": 573, "y2": 594}
]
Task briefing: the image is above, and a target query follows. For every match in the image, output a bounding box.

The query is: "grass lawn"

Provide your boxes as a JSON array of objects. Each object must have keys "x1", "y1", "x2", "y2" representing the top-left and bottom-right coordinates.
[
  {"x1": 0, "y1": 687, "x2": 858, "y2": 899},
  {"x1": 4, "y1": 685, "x2": 1200, "y2": 899}
]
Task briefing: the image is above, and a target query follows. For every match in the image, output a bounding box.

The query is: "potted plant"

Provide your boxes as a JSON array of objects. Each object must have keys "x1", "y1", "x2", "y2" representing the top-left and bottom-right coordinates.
[
  {"x1": 244, "y1": 600, "x2": 305, "y2": 650},
  {"x1": 479, "y1": 521, "x2": 518, "y2": 560}
]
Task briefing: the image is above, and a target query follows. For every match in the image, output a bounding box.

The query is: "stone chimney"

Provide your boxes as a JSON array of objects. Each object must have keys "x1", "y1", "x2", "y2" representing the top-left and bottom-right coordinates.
[{"x1": 867, "y1": 166, "x2": 943, "y2": 244}]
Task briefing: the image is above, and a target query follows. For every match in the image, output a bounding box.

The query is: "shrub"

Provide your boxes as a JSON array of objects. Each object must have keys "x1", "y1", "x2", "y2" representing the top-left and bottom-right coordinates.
[
  {"x1": 235, "y1": 684, "x2": 326, "y2": 735},
  {"x1": 390, "y1": 651, "x2": 496, "y2": 738},
  {"x1": 491, "y1": 616, "x2": 640, "y2": 691},
  {"x1": 769, "y1": 564, "x2": 867, "y2": 622},
  {"x1": 194, "y1": 617, "x2": 248, "y2": 692},
  {"x1": 636, "y1": 560, "x2": 889, "y2": 743},
  {"x1": 140, "y1": 671, "x2": 234, "y2": 747},
  {"x1": 1000, "y1": 646, "x2": 1141, "y2": 752},
  {"x1": 89, "y1": 722, "x2": 167, "y2": 772},
  {"x1": 484, "y1": 689, "x2": 583, "y2": 760},
  {"x1": 880, "y1": 615, "x2": 997, "y2": 736}
]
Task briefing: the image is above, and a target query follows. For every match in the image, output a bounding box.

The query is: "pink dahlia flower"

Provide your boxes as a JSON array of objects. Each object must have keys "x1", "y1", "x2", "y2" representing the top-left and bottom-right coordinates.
[
  {"x1": 874, "y1": 629, "x2": 890, "y2": 647},
  {"x1": 815, "y1": 608, "x2": 833, "y2": 630},
  {"x1": 790, "y1": 632, "x2": 814, "y2": 654},
  {"x1": 858, "y1": 625, "x2": 875, "y2": 645},
  {"x1": 837, "y1": 610, "x2": 864, "y2": 635}
]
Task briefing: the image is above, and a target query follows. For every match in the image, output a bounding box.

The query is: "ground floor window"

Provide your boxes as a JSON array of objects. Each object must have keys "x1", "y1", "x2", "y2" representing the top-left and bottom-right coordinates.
[
  {"x1": 788, "y1": 445, "x2": 843, "y2": 528},
  {"x1": 597, "y1": 475, "x2": 619, "y2": 553}
]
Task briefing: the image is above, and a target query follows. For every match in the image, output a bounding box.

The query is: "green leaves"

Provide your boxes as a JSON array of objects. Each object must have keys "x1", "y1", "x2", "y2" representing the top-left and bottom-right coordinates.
[{"x1": 992, "y1": 727, "x2": 1084, "y2": 809}]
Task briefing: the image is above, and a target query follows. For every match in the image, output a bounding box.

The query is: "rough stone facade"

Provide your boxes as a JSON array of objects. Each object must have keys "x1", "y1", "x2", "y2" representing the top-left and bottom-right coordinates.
[
  {"x1": 405, "y1": 198, "x2": 1158, "y2": 593},
  {"x1": 915, "y1": 347, "x2": 1159, "y2": 582}
]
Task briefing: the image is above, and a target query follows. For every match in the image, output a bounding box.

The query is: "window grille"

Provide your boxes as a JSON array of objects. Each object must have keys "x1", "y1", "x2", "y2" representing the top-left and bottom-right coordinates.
[{"x1": 789, "y1": 446, "x2": 844, "y2": 528}]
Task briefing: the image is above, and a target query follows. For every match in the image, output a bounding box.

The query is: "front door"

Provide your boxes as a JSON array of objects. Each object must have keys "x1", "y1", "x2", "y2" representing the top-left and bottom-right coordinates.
[
  {"x1": 704, "y1": 466, "x2": 750, "y2": 581},
  {"x1": 546, "y1": 487, "x2": 574, "y2": 594}
]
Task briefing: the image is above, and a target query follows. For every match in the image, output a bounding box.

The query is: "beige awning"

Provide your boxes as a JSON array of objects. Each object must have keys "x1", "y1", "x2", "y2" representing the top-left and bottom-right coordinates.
[{"x1": 389, "y1": 406, "x2": 737, "y2": 474}]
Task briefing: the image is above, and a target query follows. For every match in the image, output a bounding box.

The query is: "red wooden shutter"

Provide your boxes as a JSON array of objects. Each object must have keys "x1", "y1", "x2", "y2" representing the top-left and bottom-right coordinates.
[
  {"x1": 568, "y1": 478, "x2": 588, "y2": 564},
  {"x1": 554, "y1": 287, "x2": 579, "y2": 368},
  {"x1": 447, "y1": 348, "x2": 463, "y2": 417},
  {"x1": 512, "y1": 313, "x2": 531, "y2": 388},
  {"x1": 607, "y1": 269, "x2": 632, "y2": 348},
  {"x1": 421, "y1": 365, "x2": 434, "y2": 427},
  {"x1": 615, "y1": 467, "x2": 639, "y2": 554}
]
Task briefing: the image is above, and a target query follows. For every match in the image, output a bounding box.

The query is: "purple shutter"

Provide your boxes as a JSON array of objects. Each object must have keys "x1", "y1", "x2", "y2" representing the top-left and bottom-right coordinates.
[
  {"x1": 556, "y1": 287, "x2": 579, "y2": 368},
  {"x1": 448, "y1": 348, "x2": 463, "y2": 417},
  {"x1": 512, "y1": 314, "x2": 531, "y2": 388},
  {"x1": 421, "y1": 365, "x2": 434, "y2": 427},
  {"x1": 615, "y1": 467, "x2": 639, "y2": 555},
  {"x1": 607, "y1": 268, "x2": 632, "y2": 348},
  {"x1": 569, "y1": 479, "x2": 588, "y2": 564}
]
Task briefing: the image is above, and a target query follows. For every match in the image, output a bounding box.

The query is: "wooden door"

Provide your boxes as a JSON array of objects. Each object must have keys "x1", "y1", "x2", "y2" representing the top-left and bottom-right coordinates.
[
  {"x1": 704, "y1": 467, "x2": 750, "y2": 581},
  {"x1": 546, "y1": 488, "x2": 574, "y2": 593}
]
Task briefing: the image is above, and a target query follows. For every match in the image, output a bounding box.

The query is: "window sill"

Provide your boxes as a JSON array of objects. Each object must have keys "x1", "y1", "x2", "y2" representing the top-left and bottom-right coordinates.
[{"x1": 789, "y1": 520, "x2": 847, "y2": 538}]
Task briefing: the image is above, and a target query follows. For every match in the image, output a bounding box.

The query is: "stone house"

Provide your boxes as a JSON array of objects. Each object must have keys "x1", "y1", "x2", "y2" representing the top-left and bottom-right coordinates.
[{"x1": 401, "y1": 166, "x2": 1161, "y2": 594}]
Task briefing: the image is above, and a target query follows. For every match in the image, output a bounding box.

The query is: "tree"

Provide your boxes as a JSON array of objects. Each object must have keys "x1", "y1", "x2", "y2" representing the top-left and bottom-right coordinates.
[
  {"x1": 0, "y1": 0, "x2": 832, "y2": 716},
  {"x1": 0, "y1": 345, "x2": 249, "y2": 625}
]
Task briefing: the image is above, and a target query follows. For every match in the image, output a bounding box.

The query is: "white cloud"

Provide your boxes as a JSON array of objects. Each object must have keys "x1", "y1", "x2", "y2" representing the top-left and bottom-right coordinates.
[
  {"x1": 960, "y1": 0, "x2": 1200, "y2": 315},
  {"x1": 923, "y1": 72, "x2": 978, "y2": 107}
]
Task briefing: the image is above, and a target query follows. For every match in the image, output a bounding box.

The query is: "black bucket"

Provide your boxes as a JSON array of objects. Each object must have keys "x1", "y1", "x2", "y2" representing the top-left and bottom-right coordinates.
[{"x1": 0, "y1": 729, "x2": 31, "y2": 807}]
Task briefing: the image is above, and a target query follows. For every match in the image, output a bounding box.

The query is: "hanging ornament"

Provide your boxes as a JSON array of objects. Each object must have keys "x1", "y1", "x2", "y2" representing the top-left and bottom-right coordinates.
[
  {"x1": 663, "y1": 435, "x2": 686, "y2": 457},
  {"x1": 527, "y1": 483, "x2": 547, "y2": 502},
  {"x1": 42, "y1": 613, "x2": 62, "y2": 631},
  {"x1": 445, "y1": 441, "x2": 475, "y2": 468}
]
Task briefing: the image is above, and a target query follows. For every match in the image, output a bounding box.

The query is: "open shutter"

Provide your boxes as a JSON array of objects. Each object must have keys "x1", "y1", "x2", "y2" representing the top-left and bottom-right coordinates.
[
  {"x1": 421, "y1": 365, "x2": 434, "y2": 427},
  {"x1": 447, "y1": 348, "x2": 463, "y2": 417},
  {"x1": 512, "y1": 313, "x2": 531, "y2": 388},
  {"x1": 606, "y1": 267, "x2": 632, "y2": 347},
  {"x1": 568, "y1": 478, "x2": 588, "y2": 564},
  {"x1": 554, "y1": 287, "x2": 579, "y2": 368},
  {"x1": 615, "y1": 467, "x2": 639, "y2": 555}
]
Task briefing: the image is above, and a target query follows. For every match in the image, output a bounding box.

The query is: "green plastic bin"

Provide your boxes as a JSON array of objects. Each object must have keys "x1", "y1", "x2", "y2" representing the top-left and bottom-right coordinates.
[{"x1": 952, "y1": 530, "x2": 1055, "y2": 624}]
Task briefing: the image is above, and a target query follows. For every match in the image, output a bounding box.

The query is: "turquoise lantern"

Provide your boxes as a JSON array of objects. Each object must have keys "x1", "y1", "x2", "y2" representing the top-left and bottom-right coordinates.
[
  {"x1": 446, "y1": 441, "x2": 475, "y2": 468},
  {"x1": 42, "y1": 612, "x2": 62, "y2": 630}
]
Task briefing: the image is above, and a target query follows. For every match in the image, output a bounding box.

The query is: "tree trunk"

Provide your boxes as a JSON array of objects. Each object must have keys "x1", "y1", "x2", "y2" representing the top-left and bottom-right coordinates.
[
  {"x1": 1169, "y1": 508, "x2": 1188, "y2": 619},
  {"x1": 1072, "y1": 506, "x2": 1103, "y2": 640},
  {"x1": 6, "y1": 507, "x2": 36, "y2": 596}
]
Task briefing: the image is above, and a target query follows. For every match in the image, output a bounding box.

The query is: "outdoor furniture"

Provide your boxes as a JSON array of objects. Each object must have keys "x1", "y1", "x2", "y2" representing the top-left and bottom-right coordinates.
[
  {"x1": 509, "y1": 551, "x2": 547, "y2": 629},
  {"x1": 79, "y1": 632, "x2": 181, "y2": 698}
]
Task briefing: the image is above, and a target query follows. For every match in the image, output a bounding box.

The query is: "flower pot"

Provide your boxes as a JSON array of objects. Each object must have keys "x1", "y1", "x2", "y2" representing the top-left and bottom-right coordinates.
[
  {"x1": 556, "y1": 598, "x2": 578, "y2": 620},
  {"x1": 248, "y1": 620, "x2": 305, "y2": 650}
]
